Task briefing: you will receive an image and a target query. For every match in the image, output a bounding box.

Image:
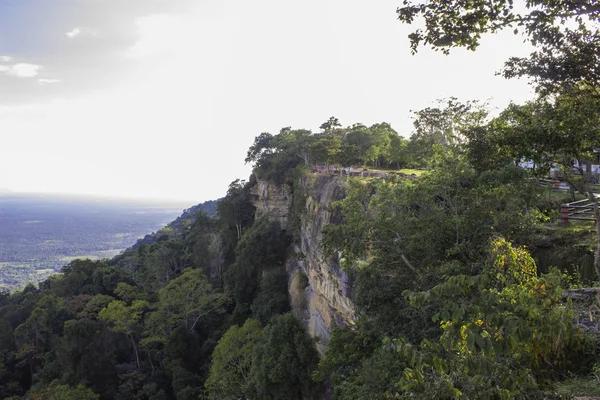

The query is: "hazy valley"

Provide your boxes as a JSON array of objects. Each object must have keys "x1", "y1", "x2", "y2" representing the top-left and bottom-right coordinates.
[{"x1": 0, "y1": 193, "x2": 187, "y2": 291}]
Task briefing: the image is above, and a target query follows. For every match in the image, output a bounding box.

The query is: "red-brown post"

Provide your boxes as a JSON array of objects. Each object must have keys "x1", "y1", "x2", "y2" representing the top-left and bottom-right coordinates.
[{"x1": 560, "y1": 204, "x2": 570, "y2": 225}]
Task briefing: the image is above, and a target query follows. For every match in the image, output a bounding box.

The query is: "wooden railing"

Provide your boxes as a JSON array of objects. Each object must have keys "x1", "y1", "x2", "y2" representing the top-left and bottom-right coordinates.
[
  {"x1": 539, "y1": 179, "x2": 571, "y2": 192},
  {"x1": 560, "y1": 197, "x2": 599, "y2": 223}
]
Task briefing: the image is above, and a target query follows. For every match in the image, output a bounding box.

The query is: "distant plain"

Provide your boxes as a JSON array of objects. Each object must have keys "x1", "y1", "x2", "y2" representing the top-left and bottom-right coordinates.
[{"x1": 0, "y1": 193, "x2": 188, "y2": 291}]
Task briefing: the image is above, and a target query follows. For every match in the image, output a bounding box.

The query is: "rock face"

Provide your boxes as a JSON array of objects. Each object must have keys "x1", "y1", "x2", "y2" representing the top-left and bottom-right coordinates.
[
  {"x1": 251, "y1": 173, "x2": 356, "y2": 355},
  {"x1": 249, "y1": 179, "x2": 293, "y2": 229}
]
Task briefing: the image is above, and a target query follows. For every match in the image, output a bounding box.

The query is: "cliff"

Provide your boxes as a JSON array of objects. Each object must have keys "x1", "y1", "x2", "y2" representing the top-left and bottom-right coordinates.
[{"x1": 250, "y1": 173, "x2": 356, "y2": 355}]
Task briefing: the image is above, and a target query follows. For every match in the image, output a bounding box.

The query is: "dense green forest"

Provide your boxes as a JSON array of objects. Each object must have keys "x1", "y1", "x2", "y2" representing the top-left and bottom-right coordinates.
[{"x1": 2, "y1": 1, "x2": 600, "y2": 399}]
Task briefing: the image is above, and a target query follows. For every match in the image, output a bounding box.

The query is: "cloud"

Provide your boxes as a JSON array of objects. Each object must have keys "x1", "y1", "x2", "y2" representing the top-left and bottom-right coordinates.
[
  {"x1": 38, "y1": 79, "x2": 60, "y2": 84},
  {"x1": 6, "y1": 63, "x2": 42, "y2": 78},
  {"x1": 0, "y1": 0, "x2": 198, "y2": 104},
  {"x1": 66, "y1": 27, "x2": 81, "y2": 38},
  {"x1": 0, "y1": 66, "x2": 8, "y2": 72},
  {"x1": 65, "y1": 27, "x2": 98, "y2": 38}
]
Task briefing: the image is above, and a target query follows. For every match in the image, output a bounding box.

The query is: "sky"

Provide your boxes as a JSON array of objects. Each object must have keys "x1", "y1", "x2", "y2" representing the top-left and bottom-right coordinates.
[{"x1": 0, "y1": 0, "x2": 536, "y2": 203}]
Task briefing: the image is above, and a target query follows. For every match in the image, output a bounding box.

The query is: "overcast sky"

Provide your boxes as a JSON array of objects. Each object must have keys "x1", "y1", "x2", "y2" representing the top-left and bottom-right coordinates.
[{"x1": 0, "y1": 0, "x2": 535, "y2": 203}]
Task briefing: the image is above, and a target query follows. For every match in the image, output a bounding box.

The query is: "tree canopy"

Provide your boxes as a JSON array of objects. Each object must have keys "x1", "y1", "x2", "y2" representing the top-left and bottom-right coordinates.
[{"x1": 397, "y1": 0, "x2": 600, "y2": 93}]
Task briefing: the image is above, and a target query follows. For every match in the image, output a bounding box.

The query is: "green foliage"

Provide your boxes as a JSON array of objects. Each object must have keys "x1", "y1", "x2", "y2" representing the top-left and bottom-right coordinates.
[
  {"x1": 249, "y1": 313, "x2": 321, "y2": 400},
  {"x1": 314, "y1": 325, "x2": 383, "y2": 397},
  {"x1": 246, "y1": 118, "x2": 410, "y2": 182},
  {"x1": 216, "y1": 179, "x2": 256, "y2": 265},
  {"x1": 99, "y1": 300, "x2": 146, "y2": 335},
  {"x1": 408, "y1": 98, "x2": 488, "y2": 168},
  {"x1": 25, "y1": 382, "x2": 100, "y2": 400},
  {"x1": 148, "y1": 268, "x2": 228, "y2": 337},
  {"x1": 325, "y1": 147, "x2": 541, "y2": 273},
  {"x1": 486, "y1": 237, "x2": 537, "y2": 288},
  {"x1": 251, "y1": 268, "x2": 290, "y2": 325},
  {"x1": 206, "y1": 314, "x2": 321, "y2": 400},
  {"x1": 399, "y1": 241, "x2": 584, "y2": 398},
  {"x1": 205, "y1": 318, "x2": 263, "y2": 399},
  {"x1": 554, "y1": 375, "x2": 600, "y2": 397},
  {"x1": 396, "y1": 0, "x2": 600, "y2": 94},
  {"x1": 493, "y1": 88, "x2": 600, "y2": 184},
  {"x1": 225, "y1": 218, "x2": 289, "y2": 322},
  {"x1": 79, "y1": 294, "x2": 114, "y2": 319}
]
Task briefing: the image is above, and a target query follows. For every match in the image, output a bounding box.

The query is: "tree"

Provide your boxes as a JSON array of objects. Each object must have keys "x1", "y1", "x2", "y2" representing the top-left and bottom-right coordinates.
[
  {"x1": 396, "y1": 0, "x2": 600, "y2": 94},
  {"x1": 277, "y1": 127, "x2": 315, "y2": 165},
  {"x1": 149, "y1": 268, "x2": 227, "y2": 337},
  {"x1": 249, "y1": 313, "x2": 321, "y2": 400},
  {"x1": 343, "y1": 124, "x2": 373, "y2": 166},
  {"x1": 388, "y1": 130, "x2": 409, "y2": 169},
  {"x1": 181, "y1": 211, "x2": 215, "y2": 274},
  {"x1": 319, "y1": 116, "x2": 342, "y2": 135},
  {"x1": 99, "y1": 300, "x2": 148, "y2": 370},
  {"x1": 55, "y1": 318, "x2": 119, "y2": 396},
  {"x1": 205, "y1": 319, "x2": 263, "y2": 400},
  {"x1": 367, "y1": 122, "x2": 395, "y2": 168},
  {"x1": 26, "y1": 382, "x2": 100, "y2": 400},
  {"x1": 492, "y1": 87, "x2": 600, "y2": 277},
  {"x1": 397, "y1": 239, "x2": 583, "y2": 398},
  {"x1": 225, "y1": 218, "x2": 289, "y2": 321},
  {"x1": 217, "y1": 179, "x2": 255, "y2": 242},
  {"x1": 245, "y1": 127, "x2": 316, "y2": 183},
  {"x1": 409, "y1": 99, "x2": 488, "y2": 167},
  {"x1": 245, "y1": 132, "x2": 275, "y2": 165},
  {"x1": 251, "y1": 267, "x2": 291, "y2": 325}
]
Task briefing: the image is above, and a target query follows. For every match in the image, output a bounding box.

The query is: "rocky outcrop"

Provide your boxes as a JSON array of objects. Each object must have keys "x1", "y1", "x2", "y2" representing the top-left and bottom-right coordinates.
[
  {"x1": 250, "y1": 173, "x2": 356, "y2": 355},
  {"x1": 249, "y1": 180, "x2": 293, "y2": 229}
]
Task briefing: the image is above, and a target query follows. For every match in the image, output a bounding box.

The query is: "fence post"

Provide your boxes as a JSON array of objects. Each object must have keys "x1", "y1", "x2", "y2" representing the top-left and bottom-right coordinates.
[{"x1": 560, "y1": 204, "x2": 570, "y2": 225}]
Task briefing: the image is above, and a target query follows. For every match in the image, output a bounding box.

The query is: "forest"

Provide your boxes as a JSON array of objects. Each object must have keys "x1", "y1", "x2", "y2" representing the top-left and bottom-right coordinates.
[{"x1": 1, "y1": 1, "x2": 600, "y2": 399}]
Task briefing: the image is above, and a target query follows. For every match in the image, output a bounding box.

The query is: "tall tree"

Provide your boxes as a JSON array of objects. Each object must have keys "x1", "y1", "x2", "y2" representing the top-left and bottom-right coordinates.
[
  {"x1": 409, "y1": 99, "x2": 488, "y2": 167},
  {"x1": 493, "y1": 86, "x2": 600, "y2": 277},
  {"x1": 148, "y1": 268, "x2": 227, "y2": 337},
  {"x1": 205, "y1": 319, "x2": 263, "y2": 400},
  {"x1": 249, "y1": 313, "x2": 321, "y2": 400},
  {"x1": 99, "y1": 300, "x2": 147, "y2": 370}
]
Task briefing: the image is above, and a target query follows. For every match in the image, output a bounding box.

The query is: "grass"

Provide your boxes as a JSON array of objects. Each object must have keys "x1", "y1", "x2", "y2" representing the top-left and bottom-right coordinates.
[
  {"x1": 398, "y1": 168, "x2": 426, "y2": 176},
  {"x1": 366, "y1": 167, "x2": 427, "y2": 176},
  {"x1": 553, "y1": 376, "x2": 600, "y2": 397}
]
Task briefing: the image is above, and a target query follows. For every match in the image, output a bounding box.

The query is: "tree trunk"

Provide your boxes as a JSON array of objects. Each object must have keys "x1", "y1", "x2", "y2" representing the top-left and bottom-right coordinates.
[
  {"x1": 129, "y1": 333, "x2": 141, "y2": 370},
  {"x1": 148, "y1": 352, "x2": 155, "y2": 376},
  {"x1": 28, "y1": 351, "x2": 34, "y2": 385}
]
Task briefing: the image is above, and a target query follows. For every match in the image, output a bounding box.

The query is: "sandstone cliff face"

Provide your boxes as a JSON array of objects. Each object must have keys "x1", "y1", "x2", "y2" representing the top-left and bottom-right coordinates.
[
  {"x1": 249, "y1": 180, "x2": 293, "y2": 229},
  {"x1": 251, "y1": 174, "x2": 356, "y2": 355}
]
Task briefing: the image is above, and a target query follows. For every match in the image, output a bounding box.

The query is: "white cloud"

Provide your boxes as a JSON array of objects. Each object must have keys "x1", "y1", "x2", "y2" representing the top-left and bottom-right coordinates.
[
  {"x1": 38, "y1": 79, "x2": 61, "y2": 84},
  {"x1": 65, "y1": 27, "x2": 98, "y2": 39},
  {"x1": 66, "y1": 27, "x2": 81, "y2": 38},
  {"x1": 0, "y1": 56, "x2": 11, "y2": 62},
  {"x1": 0, "y1": 65, "x2": 8, "y2": 72},
  {"x1": 6, "y1": 63, "x2": 42, "y2": 78}
]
